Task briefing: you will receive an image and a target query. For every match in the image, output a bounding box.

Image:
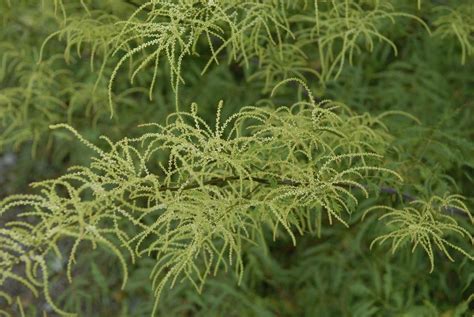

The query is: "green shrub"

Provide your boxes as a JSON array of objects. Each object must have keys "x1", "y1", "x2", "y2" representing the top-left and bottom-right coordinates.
[{"x1": 0, "y1": 1, "x2": 472, "y2": 316}]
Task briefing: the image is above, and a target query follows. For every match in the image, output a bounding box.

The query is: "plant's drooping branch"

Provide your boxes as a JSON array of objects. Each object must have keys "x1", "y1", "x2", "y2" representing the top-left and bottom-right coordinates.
[{"x1": 159, "y1": 175, "x2": 469, "y2": 217}]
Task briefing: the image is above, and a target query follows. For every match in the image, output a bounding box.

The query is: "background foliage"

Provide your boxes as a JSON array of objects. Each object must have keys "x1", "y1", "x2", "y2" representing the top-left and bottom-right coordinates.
[{"x1": 0, "y1": 0, "x2": 473, "y2": 316}]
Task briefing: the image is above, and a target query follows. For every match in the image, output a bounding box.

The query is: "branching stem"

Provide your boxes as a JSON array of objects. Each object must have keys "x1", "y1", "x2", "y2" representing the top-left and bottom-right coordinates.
[{"x1": 159, "y1": 175, "x2": 467, "y2": 216}]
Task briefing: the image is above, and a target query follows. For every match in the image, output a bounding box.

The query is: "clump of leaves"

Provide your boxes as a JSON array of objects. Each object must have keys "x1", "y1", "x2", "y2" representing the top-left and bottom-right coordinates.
[
  {"x1": 433, "y1": 3, "x2": 474, "y2": 65},
  {"x1": 365, "y1": 194, "x2": 473, "y2": 272}
]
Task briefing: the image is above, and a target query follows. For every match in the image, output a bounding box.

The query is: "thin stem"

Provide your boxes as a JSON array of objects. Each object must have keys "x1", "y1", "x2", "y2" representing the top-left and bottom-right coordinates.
[{"x1": 158, "y1": 175, "x2": 468, "y2": 217}]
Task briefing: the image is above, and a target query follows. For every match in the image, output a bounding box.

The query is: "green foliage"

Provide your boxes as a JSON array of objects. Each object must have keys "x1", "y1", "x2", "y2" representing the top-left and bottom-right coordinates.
[
  {"x1": 0, "y1": 0, "x2": 473, "y2": 316},
  {"x1": 365, "y1": 194, "x2": 473, "y2": 272},
  {"x1": 105, "y1": 0, "x2": 431, "y2": 105},
  {"x1": 433, "y1": 3, "x2": 474, "y2": 65}
]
